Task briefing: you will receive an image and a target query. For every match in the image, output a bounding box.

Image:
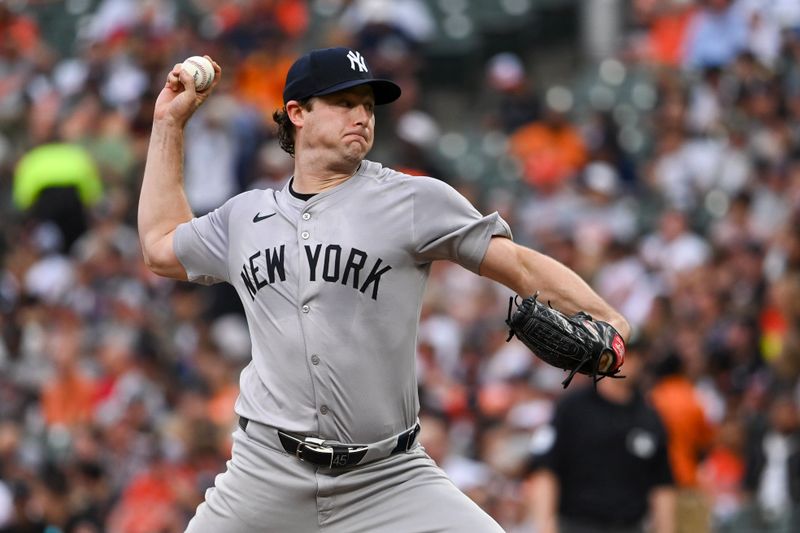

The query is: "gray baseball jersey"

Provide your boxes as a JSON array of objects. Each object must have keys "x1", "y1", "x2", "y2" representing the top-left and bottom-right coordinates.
[{"x1": 174, "y1": 159, "x2": 511, "y2": 445}]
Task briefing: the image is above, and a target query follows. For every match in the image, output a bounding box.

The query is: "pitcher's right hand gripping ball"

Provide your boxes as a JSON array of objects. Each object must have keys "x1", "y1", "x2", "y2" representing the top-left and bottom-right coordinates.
[{"x1": 505, "y1": 293, "x2": 625, "y2": 388}]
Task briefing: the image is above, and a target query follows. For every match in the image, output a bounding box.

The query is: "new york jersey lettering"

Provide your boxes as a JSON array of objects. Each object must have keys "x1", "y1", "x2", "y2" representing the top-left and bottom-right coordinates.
[
  {"x1": 342, "y1": 248, "x2": 368, "y2": 288},
  {"x1": 239, "y1": 245, "x2": 287, "y2": 301},
  {"x1": 303, "y1": 244, "x2": 391, "y2": 300},
  {"x1": 322, "y1": 245, "x2": 342, "y2": 282},
  {"x1": 240, "y1": 243, "x2": 392, "y2": 301},
  {"x1": 359, "y1": 258, "x2": 392, "y2": 300}
]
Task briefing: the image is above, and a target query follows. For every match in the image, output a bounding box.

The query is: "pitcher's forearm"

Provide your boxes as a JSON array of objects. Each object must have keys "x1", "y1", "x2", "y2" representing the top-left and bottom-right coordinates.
[
  {"x1": 519, "y1": 252, "x2": 630, "y2": 339},
  {"x1": 138, "y1": 120, "x2": 193, "y2": 257},
  {"x1": 480, "y1": 238, "x2": 631, "y2": 340}
]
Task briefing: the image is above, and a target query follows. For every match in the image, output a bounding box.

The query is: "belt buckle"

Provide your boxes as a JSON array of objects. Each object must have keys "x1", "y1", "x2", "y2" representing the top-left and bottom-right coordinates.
[{"x1": 297, "y1": 437, "x2": 336, "y2": 467}]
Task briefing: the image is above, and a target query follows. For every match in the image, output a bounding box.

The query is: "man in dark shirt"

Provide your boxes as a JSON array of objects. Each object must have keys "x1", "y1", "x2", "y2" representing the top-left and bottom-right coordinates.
[{"x1": 527, "y1": 342, "x2": 675, "y2": 533}]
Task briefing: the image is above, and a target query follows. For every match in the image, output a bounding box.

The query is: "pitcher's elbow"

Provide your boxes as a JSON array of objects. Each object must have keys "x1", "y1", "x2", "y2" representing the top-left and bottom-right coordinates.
[
  {"x1": 140, "y1": 246, "x2": 185, "y2": 280},
  {"x1": 141, "y1": 249, "x2": 165, "y2": 276}
]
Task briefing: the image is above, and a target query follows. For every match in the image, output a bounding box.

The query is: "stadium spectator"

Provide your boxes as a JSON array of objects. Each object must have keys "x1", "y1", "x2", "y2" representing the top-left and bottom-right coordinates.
[
  {"x1": 40, "y1": 314, "x2": 95, "y2": 427},
  {"x1": 738, "y1": 389, "x2": 800, "y2": 532},
  {"x1": 482, "y1": 52, "x2": 541, "y2": 134},
  {"x1": 697, "y1": 414, "x2": 746, "y2": 530},
  {"x1": 13, "y1": 142, "x2": 103, "y2": 252},
  {"x1": 630, "y1": 0, "x2": 698, "y2": 68},
  {"x1": 650, "y1": 352, "x2": 716, "y2": 533},
  {"x1": 509, "y1": 102, "x2": 587, "y2": 191},
  {"x1": 683, "y1": 0, "x2": 748, "y2": 70},
  {"x1": 639, "y1": 209, "x2": 711, "y2": 287}
]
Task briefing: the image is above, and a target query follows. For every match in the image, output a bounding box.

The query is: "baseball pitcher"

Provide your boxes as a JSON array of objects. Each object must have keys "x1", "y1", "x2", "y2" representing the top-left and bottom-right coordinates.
[{"x1": 138, "y1": 47, "x2": 630, "y2": 532}]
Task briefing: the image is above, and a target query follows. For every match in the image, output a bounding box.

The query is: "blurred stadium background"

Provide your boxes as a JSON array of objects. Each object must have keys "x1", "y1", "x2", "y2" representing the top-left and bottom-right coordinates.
[{"x1": 1, "y1": 0, "x2": 800, "y2": 531}]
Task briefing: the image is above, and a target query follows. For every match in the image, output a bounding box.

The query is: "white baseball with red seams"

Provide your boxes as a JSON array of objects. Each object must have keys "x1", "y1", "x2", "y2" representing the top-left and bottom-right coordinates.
[{"x1": 181, "y1": 56, "x2": 214, "y2": 92}]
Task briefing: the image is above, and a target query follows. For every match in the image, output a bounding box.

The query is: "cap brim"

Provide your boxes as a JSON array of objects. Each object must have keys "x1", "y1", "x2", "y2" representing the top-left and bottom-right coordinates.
[{"x1": 313, "y1": 79, "x2": 401, "y2": 105}]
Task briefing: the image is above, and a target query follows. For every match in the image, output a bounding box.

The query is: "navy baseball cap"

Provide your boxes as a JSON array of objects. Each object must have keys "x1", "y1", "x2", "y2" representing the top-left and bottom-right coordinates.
[{"x1": 282, "y1": 47, "x2": 401, "y2": 105}]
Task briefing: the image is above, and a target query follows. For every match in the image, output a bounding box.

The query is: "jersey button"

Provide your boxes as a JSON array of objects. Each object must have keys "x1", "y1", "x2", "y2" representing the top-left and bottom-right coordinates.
[
  {"x1": 301, "y1": 231, "x2": 310, "y2": 239},
  {"x1": 320, "y1": 405, "x2": 329, "y2": 415},
  {"x1": 311, "y1": 354, "x2": 320, "y2": 365},
  {"x1": 301, "y1": 305, "x2": 310, "y2": 313},
  {"x1": 302, "y1": 212, "x2": 311, "y2": 220}
]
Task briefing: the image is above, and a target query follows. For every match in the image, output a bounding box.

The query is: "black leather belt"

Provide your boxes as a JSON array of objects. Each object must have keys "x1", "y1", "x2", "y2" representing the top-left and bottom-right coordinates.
[{"x1": 239, "y1": 417, "x2": 420, "y2": 469}]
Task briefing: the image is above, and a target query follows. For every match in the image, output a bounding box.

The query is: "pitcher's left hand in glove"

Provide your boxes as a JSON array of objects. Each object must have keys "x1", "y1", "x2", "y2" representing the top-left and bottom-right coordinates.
[{"x1": 505, "y1": 293, "x2": 625, "y2": 388}]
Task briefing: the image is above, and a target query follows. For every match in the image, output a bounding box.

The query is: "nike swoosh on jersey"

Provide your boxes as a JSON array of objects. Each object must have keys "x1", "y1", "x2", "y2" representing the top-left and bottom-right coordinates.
[{"x1": 253, "y1": 212, "x2": 276, "y2": 223}]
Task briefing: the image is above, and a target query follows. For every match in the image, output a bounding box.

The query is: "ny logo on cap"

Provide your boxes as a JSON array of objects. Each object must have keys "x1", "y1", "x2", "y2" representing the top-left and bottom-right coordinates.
[{"x1": 347, "y1": 50, "x2": 368, "y2": 73}]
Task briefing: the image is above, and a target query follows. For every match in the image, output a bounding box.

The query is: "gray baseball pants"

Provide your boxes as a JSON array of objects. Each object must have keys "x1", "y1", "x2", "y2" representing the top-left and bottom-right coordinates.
[{"x1": 185, "y1": 421, "x2": 504, "y2": 532}]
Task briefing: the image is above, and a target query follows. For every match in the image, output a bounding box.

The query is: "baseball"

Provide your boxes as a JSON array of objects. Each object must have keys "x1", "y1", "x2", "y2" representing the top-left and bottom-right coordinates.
[{"x1": 182, "y1": 55, "x2": 215, "y2": 92}]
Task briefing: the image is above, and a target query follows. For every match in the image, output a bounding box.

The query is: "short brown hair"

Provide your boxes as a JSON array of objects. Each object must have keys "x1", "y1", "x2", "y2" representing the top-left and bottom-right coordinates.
[{"x1": 272, "y1": 99, "x2": 312, "y2": 157}]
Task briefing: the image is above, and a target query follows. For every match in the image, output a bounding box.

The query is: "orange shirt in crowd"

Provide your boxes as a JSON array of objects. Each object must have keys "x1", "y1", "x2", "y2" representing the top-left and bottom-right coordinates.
[
  {"x1": 108, "y1": 464, "x2": 196, "y2": 533},
  {"x1": 1, "y1": 10, "x2": 40, "y2": 54},
  {"x1": 509, "y1": 121, "x2": 587, "y2": 189},
  {"x1": 215, "y1": 0, "x2": 308, "y2": 39},
  {"x1": 235, "y1": 53, "x2": 295, "y2": 119},
  {"x1": 650, "y1": 375, "x2": 715, "y2": 487},
  {"x1": 207, "y1": 384, "x2": 239, "y2": 427},
  {"x1": 41, "y1": 372, "x2": 96, "y2": 426},
  {"x1": 698, "y1": 446, "x2": 745, "y2": 512},
  {"x1": 645, "y1": 6, "x2": 697, "y2": 67}
]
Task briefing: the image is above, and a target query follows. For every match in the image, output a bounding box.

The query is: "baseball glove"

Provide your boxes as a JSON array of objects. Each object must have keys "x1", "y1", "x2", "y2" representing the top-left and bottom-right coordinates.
[{"x1": 505, "y1": 293, "x2": 625, "y2": 388}]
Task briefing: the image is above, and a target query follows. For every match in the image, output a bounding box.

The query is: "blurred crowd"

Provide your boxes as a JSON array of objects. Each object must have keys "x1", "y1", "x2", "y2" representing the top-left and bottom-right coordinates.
[{"x1": 1, "y1": 0, "x2": 800, "y2": 532}]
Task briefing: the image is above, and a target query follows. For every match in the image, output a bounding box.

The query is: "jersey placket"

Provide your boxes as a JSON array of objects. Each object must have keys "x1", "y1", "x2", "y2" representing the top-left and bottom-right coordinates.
[{"x1": 294, "y1": 199, "x2": 335, "y2": 436}]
